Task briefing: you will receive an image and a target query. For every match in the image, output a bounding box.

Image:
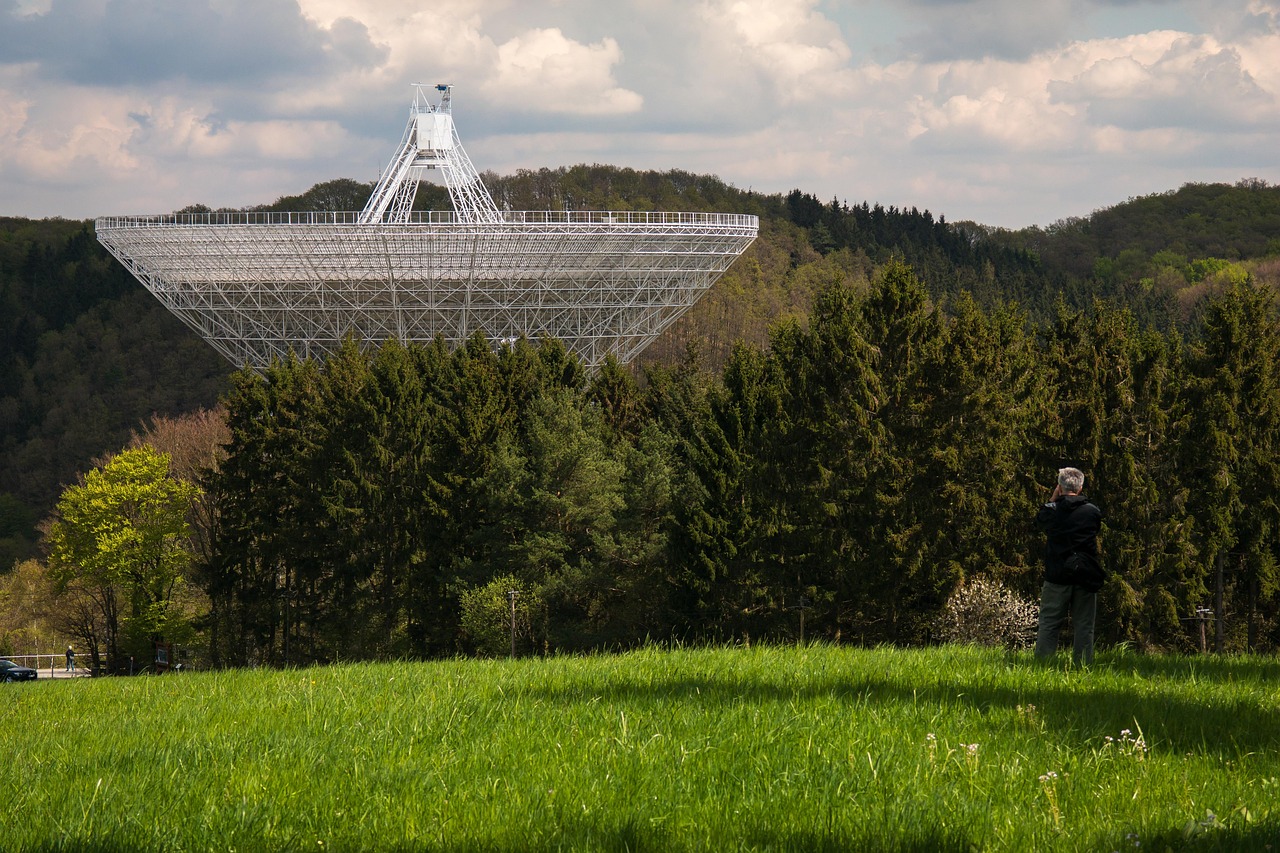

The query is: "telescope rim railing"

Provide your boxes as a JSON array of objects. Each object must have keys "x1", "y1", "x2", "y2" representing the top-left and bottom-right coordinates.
[{"x1": 95, "y1": 210, "x2": 760, "y2": 229}]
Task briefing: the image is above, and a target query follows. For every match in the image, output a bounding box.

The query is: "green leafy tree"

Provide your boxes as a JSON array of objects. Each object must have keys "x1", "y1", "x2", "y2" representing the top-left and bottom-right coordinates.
[
  {"x1": 260, "y1": 178, "x2": 375, "y2": 213},
  {"x1": 0, "y1": 558, "x2": 61, "y2": 656},
  {"x1": 46, "y1": 446, "x2": 198, "y2": 671}
]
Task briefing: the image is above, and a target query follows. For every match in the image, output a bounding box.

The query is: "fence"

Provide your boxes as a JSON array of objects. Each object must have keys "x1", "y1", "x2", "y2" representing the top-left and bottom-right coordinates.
[{"x1": 5, "y1": 653, "x2": 88, "y2": 678}]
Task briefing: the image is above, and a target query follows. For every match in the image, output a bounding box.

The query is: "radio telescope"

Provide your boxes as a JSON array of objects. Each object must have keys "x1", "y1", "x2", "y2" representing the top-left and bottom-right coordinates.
[{"x1": 95, "y1": 84, "x2": 759, "y2": 369}]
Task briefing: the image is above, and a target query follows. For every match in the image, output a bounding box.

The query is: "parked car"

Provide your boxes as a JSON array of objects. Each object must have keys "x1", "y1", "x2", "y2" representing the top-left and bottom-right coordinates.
[{"x1": 1, "y1": 659, "x2": 38, "y2": 682}]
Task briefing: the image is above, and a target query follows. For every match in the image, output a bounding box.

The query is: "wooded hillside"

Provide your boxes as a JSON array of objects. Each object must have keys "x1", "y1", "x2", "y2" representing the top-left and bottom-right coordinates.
[{"x1": 2, "y1": 172, "x2": 1278, "y2": 585}]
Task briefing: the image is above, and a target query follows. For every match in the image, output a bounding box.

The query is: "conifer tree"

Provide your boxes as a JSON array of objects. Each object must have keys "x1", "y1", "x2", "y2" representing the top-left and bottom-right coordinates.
[
  {"x1": 1108, "y1": 329, "x2": 1196, "y2": 650},
  {"x1": 852, "y1": 261, "x2": 951, "y2": 641},
  {"x1": 406, "y1": 336, "x2": 512, "y2": 655},
  {"x1": 209, "y1": 355, "x2": 324, "y2": 664},
  {"x1": 779, "y1": 273, "x2": 886, "y2": 641},
  {"x1": 925, "y1": 295, "x2": 1050, "y2": 598},
  {"x1": 1187, "y1": 280, "x2": 1280, "y2": 650},
  {"x1": 667, "y1": 344, "x2": 773, "y2": 639}
]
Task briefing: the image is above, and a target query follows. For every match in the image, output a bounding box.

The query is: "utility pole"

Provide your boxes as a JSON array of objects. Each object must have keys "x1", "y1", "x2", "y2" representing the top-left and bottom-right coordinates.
[
  {"x1": 1214, "y1": 552, "x2": 1225, "y2": 653},
  {"x1": 796, "y1": 595, "x2": 811, "y2": 646},
  {"x1": 1196, "y1": 607, "x2": 1213, "y2": 653},
  {"x1": 506, "y1": 589, "x2": 518, "y2": 658}
]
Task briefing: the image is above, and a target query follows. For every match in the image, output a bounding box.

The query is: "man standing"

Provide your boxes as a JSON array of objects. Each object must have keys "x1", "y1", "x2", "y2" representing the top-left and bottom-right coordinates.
[
  {"x1": 65, "y1": 645, "x2": 75, "y2": 673},
  {"x1": 1035, "y1": 467, "x2": 1103, "y2": 665}
]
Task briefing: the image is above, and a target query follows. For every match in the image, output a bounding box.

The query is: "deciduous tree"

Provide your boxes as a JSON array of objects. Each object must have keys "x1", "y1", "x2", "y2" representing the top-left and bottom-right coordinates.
[{"x1": 46, "y1": 446, "x2": 198, "y2": 671}]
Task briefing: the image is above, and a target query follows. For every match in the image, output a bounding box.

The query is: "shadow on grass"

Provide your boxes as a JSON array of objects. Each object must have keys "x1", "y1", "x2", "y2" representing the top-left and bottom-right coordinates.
[
  {"x1": 517, "y1": 650, "x2": 1280, "y2": 758},
  {"x1": 1098, "y1": 649, "x2": 1280, "y2": 684},
  {"x1": 22, "y1": 819, "x2": 1279, "y2": 852},
  {"x1": 430, "y1": 822, "x2": 1280, "y2": 853},
  {"x1": 18, "y1": 817, "x2": 978, "y2": 853},
  {"x1": 423, "y1": 817, "x2": 977, "y2": 853},
  {"x1": 23, "y1": 830, "x2": 978, "y2": 853},
  {"x1": 1132, "y1": 819, "x2": 1280, "y2": 852}
]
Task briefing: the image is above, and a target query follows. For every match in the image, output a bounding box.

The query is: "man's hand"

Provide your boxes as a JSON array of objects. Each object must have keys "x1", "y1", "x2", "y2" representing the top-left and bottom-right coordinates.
[{"x1": 1050, "y1": 483, "x2": 1062, "y2": 501}]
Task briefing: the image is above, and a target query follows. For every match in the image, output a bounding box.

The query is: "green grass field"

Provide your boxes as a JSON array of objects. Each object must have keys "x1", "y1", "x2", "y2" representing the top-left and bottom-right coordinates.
[{"x1": 4, "y1": 644, "x2": 1279, "y2": 851}]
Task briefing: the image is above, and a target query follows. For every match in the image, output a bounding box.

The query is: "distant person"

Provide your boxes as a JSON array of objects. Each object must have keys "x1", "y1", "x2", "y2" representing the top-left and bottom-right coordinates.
[
  {"x1": 65, "y1": 645, "x2": 75, "y2": 673},
  {"x1": 1035, "y1": 467, "x2": 1104, "y2": 665}
]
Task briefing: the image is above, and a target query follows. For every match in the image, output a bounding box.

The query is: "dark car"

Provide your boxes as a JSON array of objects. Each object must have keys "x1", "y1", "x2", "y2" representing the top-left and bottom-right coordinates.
[{"x1": 1, "y1": 659, "x2": 38, "y2": 682}]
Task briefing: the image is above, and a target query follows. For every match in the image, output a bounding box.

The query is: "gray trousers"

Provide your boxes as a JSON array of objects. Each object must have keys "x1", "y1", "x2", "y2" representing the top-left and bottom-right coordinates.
[{"x1": 1035, "y1": 581, "x2": 1096, "y2": 664}]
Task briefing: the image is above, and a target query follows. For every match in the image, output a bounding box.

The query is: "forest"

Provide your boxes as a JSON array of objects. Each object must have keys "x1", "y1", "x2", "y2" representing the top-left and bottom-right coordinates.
[{"x1": 2, "y1": 172, "x2": 1280, "y2": 667}]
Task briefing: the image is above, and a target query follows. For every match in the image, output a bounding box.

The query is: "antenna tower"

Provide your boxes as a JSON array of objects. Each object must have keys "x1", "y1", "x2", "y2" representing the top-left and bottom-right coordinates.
[{"x1": 359, "y1": 84, "x2": 501, "y2": 224}]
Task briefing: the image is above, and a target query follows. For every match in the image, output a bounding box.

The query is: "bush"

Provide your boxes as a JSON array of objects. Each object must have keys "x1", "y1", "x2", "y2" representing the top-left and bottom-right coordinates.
[
  {"x1": 934, "y1": 576, "x2": 1038, "y2": 650},
  {"x1": 458, "y1": 575, "x2": 540, "y2": 657}
]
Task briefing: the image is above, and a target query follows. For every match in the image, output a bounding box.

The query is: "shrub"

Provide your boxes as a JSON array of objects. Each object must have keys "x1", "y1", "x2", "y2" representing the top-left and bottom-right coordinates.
[
  {"x1": 458, "y1": 575, "x2": 540, "y2": 657},
  {"x1": 934, "y1": 575, "x2": 1038, "y2": 650}
]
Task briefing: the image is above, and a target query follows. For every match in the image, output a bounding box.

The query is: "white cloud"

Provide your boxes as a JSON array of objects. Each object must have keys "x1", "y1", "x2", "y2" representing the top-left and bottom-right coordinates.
[
  {"x1": 695, "y1": 0, "x2": 857, "y2": 103},
  {"x1": 480, "y1": 28, "x2": 643, "y2": 115},
  {"x1": 295, "y1": 1, "x2": 643, "y2": 118},
  {"x1": 0, "y1": 83, "x2": 140, "y2": 185},
  {"x1": 1, "y1": 0, "x2": 1279, "y2": 227},
  {"x1": 1050, "y1": 32, "x2": 1280, "y2": 131}
]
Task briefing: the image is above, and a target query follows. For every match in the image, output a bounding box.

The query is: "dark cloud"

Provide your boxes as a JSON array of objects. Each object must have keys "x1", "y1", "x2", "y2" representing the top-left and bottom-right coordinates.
[
  {"x1": 1205, "y1": 0, "x2": 1280, "y2": 38},
  {"x1": 896, "y1": 0, "x2": 1080, "y2": 61},
  {"x1": 0, "y1": 0, "x2": 388, "y2": 86},
  {"x1": 892, "y1": 0, "x2": 1206, "y2": 62},
  {"x1": 326, "y1": 15, "x2": 387, "y2": 67}
]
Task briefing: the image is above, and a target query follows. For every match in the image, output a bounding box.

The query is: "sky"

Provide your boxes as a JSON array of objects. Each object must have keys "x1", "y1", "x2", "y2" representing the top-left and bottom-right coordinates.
[{"x1": 1, "y1": 0, "x2": 1277, "y2": 229}]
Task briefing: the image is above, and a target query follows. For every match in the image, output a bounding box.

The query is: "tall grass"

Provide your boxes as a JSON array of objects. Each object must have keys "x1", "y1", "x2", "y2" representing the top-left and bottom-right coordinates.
[{"x1": 4, "y1": 644, "x2": 1279, "y2": 851}]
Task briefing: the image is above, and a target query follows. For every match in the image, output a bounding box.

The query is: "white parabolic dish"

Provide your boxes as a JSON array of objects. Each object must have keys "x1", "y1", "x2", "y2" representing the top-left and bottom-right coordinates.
[{"x1": 95, "y1": 85, "x2": 759, "y2": 370}]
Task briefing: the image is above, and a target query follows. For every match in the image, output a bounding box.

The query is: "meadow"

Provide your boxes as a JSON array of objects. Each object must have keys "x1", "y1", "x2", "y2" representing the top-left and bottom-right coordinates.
[{"x1": 3, "y1": 643, "x2": 1279, "y2": 852}]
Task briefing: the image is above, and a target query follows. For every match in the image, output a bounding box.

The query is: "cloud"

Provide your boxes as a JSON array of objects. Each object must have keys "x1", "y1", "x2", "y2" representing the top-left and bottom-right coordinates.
[
  {"x1": 695, "y1": 0, "x2": 856, "y2": 103},
  {"x1": 479, "y1": 28, "x2": 643, "y2": 115},
  {"x1": 863, "y1": 26, "x2": 1280, "y2": 169},
  {"x1": 0, "y1": 0, "x2": 387, "y2": 86},
  {"x1": 1050, "y1": 33, "x2": 1280, "y2": 131},
  {"x1": 1, "y1": 0, "x2": 1279, "y2": 229},
  {"x1": 0, "y1": 76, "x2": 358, "y2": 188},
  {"x1": 1193, "y1": 0, "x2": 1280, "y2": 38},
  {"x1": 0, "y1": 81, "x2": 140, "y2": 186},
  {"x1": 897, "y1": 0, "x2": 1083, "y2": 61}
]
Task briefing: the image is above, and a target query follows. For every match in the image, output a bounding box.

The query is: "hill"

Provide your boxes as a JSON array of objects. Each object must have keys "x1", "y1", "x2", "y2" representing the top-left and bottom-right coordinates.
[{"x1": 2, "y1": 173, "x2": 1279, "y2": 570}]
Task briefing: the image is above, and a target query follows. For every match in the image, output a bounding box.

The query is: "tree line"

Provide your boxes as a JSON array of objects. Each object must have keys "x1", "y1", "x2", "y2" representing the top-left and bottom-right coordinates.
[
  {"x1": 167, "y1": 262, "x2": 1277, "y2": 665},
  {"x1": 3, "y1": 175, "x2": 1277, "y2": 579},
  {"x1": 4, "y1": 172, "x2": 1280, "y2": 667}
]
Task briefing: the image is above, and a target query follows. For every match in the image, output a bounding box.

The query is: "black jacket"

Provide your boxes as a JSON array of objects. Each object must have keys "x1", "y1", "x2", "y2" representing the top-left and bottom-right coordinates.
[{"x1": 1036, "y1": 494, "x2": 1102, "y2": 586}]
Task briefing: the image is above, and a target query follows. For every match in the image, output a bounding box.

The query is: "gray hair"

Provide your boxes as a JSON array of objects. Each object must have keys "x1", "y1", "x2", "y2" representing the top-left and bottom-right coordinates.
[{"x1": 1058, "y1": 467, "x2": 1085, "y2": 494}]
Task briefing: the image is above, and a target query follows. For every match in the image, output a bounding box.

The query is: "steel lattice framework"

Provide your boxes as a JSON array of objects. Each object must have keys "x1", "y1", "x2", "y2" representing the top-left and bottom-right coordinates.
[{"x1": 95, "y1": 85, "x2": 758, "y2": 370}]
